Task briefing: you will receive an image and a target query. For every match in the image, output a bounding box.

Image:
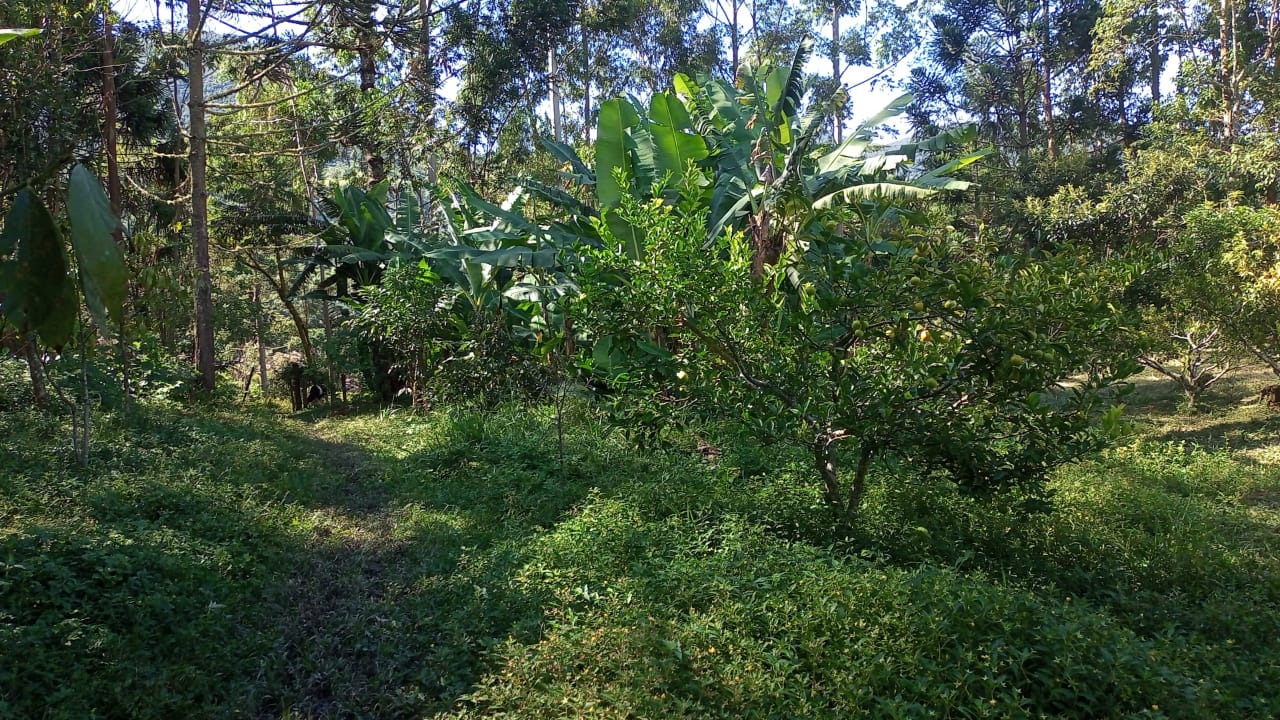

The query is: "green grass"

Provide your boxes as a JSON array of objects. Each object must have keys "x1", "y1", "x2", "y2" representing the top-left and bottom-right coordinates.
[{"x1": 2, "y1": 361, "x2": 1279, "y2": 718}]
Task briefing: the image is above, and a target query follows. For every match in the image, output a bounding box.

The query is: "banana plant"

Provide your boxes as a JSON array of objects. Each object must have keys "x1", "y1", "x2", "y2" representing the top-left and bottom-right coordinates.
[
  {"x1": 419, "y1": 181, "x2": 577, "y2": 330},
  {"x1": 288, "y1": 181, "x2": 402, "y2": 299},
  {"x1": 525, "y1": 37, "x2": 988, "y2": 275},
  {"x1": 0, "y1": 28, "x2": 40, "y2": 46}
]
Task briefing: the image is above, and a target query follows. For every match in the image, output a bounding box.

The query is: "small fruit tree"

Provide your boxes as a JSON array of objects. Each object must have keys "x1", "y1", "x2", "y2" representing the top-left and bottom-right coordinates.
[
  {"x1": 567, "y1": 48, "x2": 1135, "y2": 526},
  {"x1": 580, "y1": 198, "x2": 1133, "y2": 525}
]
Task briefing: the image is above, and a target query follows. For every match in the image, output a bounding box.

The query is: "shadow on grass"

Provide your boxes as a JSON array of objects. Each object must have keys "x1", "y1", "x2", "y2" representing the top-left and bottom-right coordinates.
[
  {"x1": 1, "y1": 401, "x2": 626, "y2": 720},
  {"x1": 1149, "y1": 414, "x2": 1280, "y2": 454}
]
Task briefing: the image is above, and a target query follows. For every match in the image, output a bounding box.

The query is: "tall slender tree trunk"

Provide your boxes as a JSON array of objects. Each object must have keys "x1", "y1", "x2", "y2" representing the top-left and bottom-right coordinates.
[
  {"x1": 419, "y1": 0, "x2": 437, "y2": 150},
  {"x1": 102, "y1": 2, "x2": 131, "y2": 409},
  {"x1": 1148, "y1": 10, "x2": 1163, "y2": 110},
  {"x1": 254, "y1": 284, "x2": 268, "y2": 397},
  {"x1": 548, "y1": 44, "x2": 562, "y2": 142},
  {"x1": 581, "y1": 4, "x2": 591, "y2": 140},
  {"x1": 1041, "y1": 0, "x2": 1057, "y2": 160},
  {"x1": 1219, "y1": 0, "x2": 1237, "y2": 144},
  {"x1": 188, "y1": 0, "x2": 216, "y2": 391},
  {"x1": 357, "y1": 8, "x2": 385, "y2": 185},
  {"x1": 832, "y1": 1, "x2": 842, "y2": 143},
  {"x1": 729, "y1": 0, "x2": 740, "y2": 75}
]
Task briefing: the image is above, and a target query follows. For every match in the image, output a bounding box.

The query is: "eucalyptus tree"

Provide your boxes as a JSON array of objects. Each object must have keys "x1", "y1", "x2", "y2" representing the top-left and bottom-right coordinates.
[
  {"x1": 558, "y1": 0, "x2": 719, "y2": 141},
  {"x1": 436, "y1": 0, "x2": 579, "y2": 188},
  {"x1": 702, "y1": 0, "x2": 809, "y2": 79}
]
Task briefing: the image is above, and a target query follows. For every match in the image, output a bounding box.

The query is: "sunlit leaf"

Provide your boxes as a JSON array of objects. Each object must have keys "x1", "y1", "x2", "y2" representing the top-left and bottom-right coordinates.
[{"x1": 67, "y1": 163, "x2": 127, "y2": 332}]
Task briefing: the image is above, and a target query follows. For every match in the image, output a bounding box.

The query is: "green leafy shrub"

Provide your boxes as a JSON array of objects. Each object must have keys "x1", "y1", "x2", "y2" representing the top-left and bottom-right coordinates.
[
  {"x1": 579, "y1": 196, "x2": 1136, "y2": 526},
  {"x1": 463, "y1": 503, "x2": 1191, "y2": 719}
]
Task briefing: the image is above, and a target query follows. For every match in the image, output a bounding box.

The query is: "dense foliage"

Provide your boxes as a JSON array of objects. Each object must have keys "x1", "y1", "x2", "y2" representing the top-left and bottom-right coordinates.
[
  {"x1": 3, "y1": 0, "x2": 1280, "y2": 715},
  {"x1": 2, "y1": 366, "x2": 1279, "y2": 718}
]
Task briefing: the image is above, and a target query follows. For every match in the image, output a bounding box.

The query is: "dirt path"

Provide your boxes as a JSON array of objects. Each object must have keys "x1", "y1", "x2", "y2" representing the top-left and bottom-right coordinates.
[{"x1": 258, "y1": 428, "x2": 414, "y2": 718}]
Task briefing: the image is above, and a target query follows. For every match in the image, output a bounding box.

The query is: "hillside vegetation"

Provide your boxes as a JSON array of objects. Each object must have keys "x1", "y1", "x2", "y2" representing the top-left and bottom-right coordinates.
[{"x1": 3, "y1": 365, "x2": 1278, "y2": 719}]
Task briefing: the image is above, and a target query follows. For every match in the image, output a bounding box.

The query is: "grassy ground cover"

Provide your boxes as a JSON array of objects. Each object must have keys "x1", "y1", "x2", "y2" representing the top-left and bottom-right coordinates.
[{"x1": 2, "y1": 363, "x2": 1279, "y2": 718}]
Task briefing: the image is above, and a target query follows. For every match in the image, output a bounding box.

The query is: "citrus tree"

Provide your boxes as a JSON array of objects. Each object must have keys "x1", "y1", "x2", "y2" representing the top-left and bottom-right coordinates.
[
  {"x1": 560, "y1": 50, "x2": 1133, "y2": 527},
  {"x1": 1161, "y1": 202, "x2": 1280, "y2": 378},
  {"x1": 580, "y1": 195, "x2": 1133, "y2": 526}
]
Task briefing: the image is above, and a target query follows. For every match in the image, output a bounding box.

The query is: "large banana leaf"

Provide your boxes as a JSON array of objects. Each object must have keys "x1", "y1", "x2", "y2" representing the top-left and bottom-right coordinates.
[
  {"x1": 812, "y1": 179, "x2": 974, "y2": 209},
  {"x1": 518, "y1": 178, "x2": 598, "y2": 221},
  {"x1": 0, "y1": 28, "x2": 39, "y2": 46},
  {"x1": 457, "y1": 182, "x2": 543, "y2": 238},
  {"x1": 542, "y1": 137, "x2": 595, "y2": 186},
  {"x1": 649, "y1": 92, "x2": 708, "y2": 183},
  {"x1": 595, "y1": 98, "x2": 642, "y2": 209}
]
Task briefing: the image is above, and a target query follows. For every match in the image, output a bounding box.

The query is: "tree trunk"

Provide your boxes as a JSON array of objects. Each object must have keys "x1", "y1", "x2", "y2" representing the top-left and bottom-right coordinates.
[
  {"x1": 581, "y1": 4, "x2": 591, "y2": 139},
  {"x1": 79, "y1": 330, "x2": 91, "y2": 465},
  {"x1": 102, "y1": 3, "x2": 131, "y2": 410},
  {"x1": 730, "y1": 0, "x2": 740, "y2": 75},
  {"x1": 1041, "y1": 0, "x2": 1057, "y2": 160},
  {"x1": 321, "y1": 300, "x2": 334, "y2": 393},
  {"x1": 418, "y1": 0, "x2": 436, "y2": 117},
  {"x1": 1219, "y1": 0, "x2": 1237, "y2": 144},
  {"x1": 357, "y1": 9, "x2": 385, "y2": 185},
  {"x1": 816, "y1": 436, "x2": 842, "y2": 511},
  {"x1": 1148, "y1": 11, "x2": 1162, "y2": 110},
  {"x1": 814, "y1": 434, "x2": 873, "y2": 524},
  {"x1": 188, "y1": 0, "x2": 216, "y2": 391},
  {"x1": 254, "y1": 284, "x2": 268, "y2": 397},
  {"x1": 22, "y1": 339, "x2": 48, "y2": 409},
  {"x1": 548, "y1": 44, "x2": 562, "y2": 142},
  {"x1": 284, "y1": 298, "x2": 314, "y2": 366},
  {"x1": 832, "y1": 1, "x2": 842, "y2": 143}
]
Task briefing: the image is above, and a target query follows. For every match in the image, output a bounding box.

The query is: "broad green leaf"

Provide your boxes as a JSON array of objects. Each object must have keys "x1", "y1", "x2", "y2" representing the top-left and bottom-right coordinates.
[
  {"x1": 816, "y1": 136, "x2": 874, "y2": 175},
  {"x1": 393, "y1": 192, "x2": 421, "y2": 230},
  {"x1": 595, "y1": 98, "x2": 640, "y2": 209},
  {"x1": 637, "y1": 339, "x2": 674, "y2": 359},
  {"x1": 2, "y1": 190, "x2": 76, "y2": 347},
  {"x1": 704, "y1": 79, "x2": 743, "y2": 128},
  {"x1": 849, "y1": 93, "x2": 913, "y2": 140},
  {"x1": 593, "y1": 335, "x2": 614, "y2": 370},
  {"x1": 918, "y1": 148, "x2": 992, "y2": 181},
  {"x1": 650, "y1": 93, "x2": 709, "y2": 181},
  {"x1": 36, "y1": 281, "x2": 78, "y2": 349},
  {"x1": 460, "y1": 257, "x2": 492, "y2": 298},
  {"x1": 542, "y1": 137, "x2": 595, "y2": 186},
  {"x1": 519, "y1": 178, "x2": 598, "y2": 220},
  {"x1": 628, "y1": 115, "x2": 659, "y2": 197},
  {"x1": 813, "y1": 181, "x2": 954, "y2": 208},
  {"x1": 707, "y1": 175, "x2": 761, "y2": 245},
  {"x1": 671, "y1": 73, "x2": 697, "y2": 102},
  {"x1": 67, "y1": 164, "x2": 127, "y2": 332},
  {"x1": 605, "y1": 209, "x2": 644, "y2": 260},
  {"x1": 777, "y1": 38, "x2": 811, "y2": 124},
  {"x1": 427, "y1": 245, "x2": 558, "y2": 269},
  {"x1": 765, "y1": 66, "x2": 787, "y2": 123},
  {"x1": 860, "y1": 153, "x2": 911, "y2": 176},
  {"x1": 457, "y1": 181, "x2": 542, "y2": 237},
  {"x1": 0, "y1": 28, "x2": 40, "y2": 46},
  {"x1": 649, "y1": 92, "x2": 696, "y2": 134}
]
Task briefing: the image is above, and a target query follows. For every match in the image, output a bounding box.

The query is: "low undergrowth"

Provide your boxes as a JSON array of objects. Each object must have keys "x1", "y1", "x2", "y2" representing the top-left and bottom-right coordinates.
[{"x1": 2, "y1": 362, "x2": 1278, "y2": 718}]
